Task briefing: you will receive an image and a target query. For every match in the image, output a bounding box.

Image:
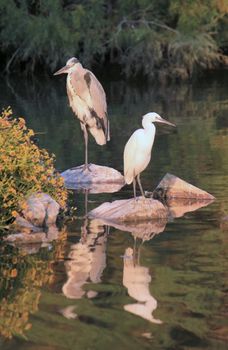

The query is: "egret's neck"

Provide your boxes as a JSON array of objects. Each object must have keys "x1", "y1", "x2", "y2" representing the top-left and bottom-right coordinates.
[{"x1": 142, "y1": 120, "x2": 156, "y2": 134}]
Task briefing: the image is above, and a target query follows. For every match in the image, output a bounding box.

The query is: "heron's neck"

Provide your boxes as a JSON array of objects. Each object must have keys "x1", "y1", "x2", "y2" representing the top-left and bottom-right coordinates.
[{"x1": 68, "y1": 63, "x2": 84, "y2": 76}]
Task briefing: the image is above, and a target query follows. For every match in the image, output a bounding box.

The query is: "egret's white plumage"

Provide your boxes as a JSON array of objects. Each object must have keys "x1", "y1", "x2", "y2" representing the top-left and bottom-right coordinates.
[{"x1": 124, "y1": 112, "x2": 175, "y2": 198}]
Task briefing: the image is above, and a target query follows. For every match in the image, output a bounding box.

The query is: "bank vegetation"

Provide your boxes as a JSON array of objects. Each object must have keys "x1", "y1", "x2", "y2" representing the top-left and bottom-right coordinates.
[
  {"x1": 0, "y1": 0, "x2": 227, "y2": 81},
  {"x1": 0, "y1": 108, "x2": 67, "y2": 233}
]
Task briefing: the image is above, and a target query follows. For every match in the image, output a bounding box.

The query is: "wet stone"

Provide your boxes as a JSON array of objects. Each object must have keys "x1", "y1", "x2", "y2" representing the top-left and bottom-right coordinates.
[
  {"x1": 7, "y1": 192, "x2": 61, "y2": 242},
  {"x1": 22, "y1": 192, "x2": 60, "y2": 226},
  {"x1": 89, "y1": 197, "x2": 168, "y2": 222},
  {"x1": 61, "y1": 163, "x2": 124, "y2": 191},
  {"x1": 153, "y1": 173, "x2": 215, "y2": 200}
]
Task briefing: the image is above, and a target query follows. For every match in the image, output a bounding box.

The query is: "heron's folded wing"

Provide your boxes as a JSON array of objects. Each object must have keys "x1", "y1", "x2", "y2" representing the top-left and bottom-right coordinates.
[
  {"x1": 87, "y1": 71, "x2": 107, "y2": 118},
  {"x1": 71, "y1": 70, "x2": 109, "y2": 138},
  {"x1": 69, "y1": 73, "x2": 92, "y2": 106}
]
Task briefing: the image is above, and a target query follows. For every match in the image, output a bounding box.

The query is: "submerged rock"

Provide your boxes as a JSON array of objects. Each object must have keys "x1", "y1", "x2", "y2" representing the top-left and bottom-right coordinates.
[
  {"x1": 61, "y1": 163, "x2": 124, "y2": 191},
  {"x1": 153, "y1": 173, "x2": 215, "y2": 200},
  {"x1": 89, "y1": 197, "x2": 168, "y2": 222},
  {"x1": 10, "y1": 192, "x2": 61, "y2": 240}
]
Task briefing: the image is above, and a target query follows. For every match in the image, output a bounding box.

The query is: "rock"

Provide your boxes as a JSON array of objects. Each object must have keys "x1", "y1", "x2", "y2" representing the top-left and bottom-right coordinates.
[
  {"x1": 22, "y1": 196, "x2": 46, "y2": 227},
  {"x1": 153, "y1": 173, "x2": 215, "y2": 200},
  {"x1": 22, "y1": 192, "x2": 60, "y2": 227},
  {"x1": 89, "y1": 197, "x2": 168, "y2": 222},
  {"x1": 43, "y1": 195, "x2": 61, "y2": 225},
  {"x1": 88, "y1": 174, "x2": 215, "y2": 223},
  {"x1": 61, "y1": 163, "x2": 124, "y2": 192},
  {"x1": 13, "y1": 216, "x2": 42, "y2": 234}
]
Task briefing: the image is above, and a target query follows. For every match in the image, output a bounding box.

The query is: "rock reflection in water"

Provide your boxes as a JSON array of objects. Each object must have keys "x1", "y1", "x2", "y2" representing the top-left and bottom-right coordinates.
[
  {"x1": 63, "y1": 196, "x2": 214, "y2": 321},
  {"x1": 62, "y1": 219, "x2": 107, "y2": 300},
  {"x1": 106, "y1": 219, "x2": 167, "y2": 242},
  {"x1": 123, "y1": 246, "x2": 162, "y2": 324},
  {"x1": 167, "y1": 198, "x2": 215, "y2": 218}
]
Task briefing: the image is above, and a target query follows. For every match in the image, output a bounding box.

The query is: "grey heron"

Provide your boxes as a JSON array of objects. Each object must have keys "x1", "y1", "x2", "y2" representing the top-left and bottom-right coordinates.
[{"x1": 54, "y1": 57, "x2": 110, "y2": 170}]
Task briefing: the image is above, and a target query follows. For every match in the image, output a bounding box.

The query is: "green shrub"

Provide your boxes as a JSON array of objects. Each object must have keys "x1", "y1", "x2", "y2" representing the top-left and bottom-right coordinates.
[{"x1": 0, "y1": 108, "x2": 67, "y2": 232}]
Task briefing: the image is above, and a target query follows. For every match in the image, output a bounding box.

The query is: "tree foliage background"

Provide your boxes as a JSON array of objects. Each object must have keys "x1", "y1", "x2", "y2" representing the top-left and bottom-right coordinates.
[{"x1": 0, "y1": 0, "x2": 227, "y2": 80}]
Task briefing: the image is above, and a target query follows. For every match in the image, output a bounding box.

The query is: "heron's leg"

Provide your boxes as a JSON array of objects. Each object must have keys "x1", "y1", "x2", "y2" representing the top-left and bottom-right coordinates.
[
  {"x1": 133, "y1": 177, "x2": 137, "y2": 200},
  {"x1": 137, "y1": 174, "x2": 145, "y2": 197},
  {"x1": 82, "y1": 124, "x2": 91, "y2": 171},
  {"x1": 84, "y1": 189, "x2": 88, "y2": 218}
]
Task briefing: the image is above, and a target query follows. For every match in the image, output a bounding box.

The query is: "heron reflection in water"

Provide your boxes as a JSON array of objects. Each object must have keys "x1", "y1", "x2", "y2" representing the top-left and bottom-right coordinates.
[{"x1": 62, "y1": 219, "x2": 107, "y2": 302}]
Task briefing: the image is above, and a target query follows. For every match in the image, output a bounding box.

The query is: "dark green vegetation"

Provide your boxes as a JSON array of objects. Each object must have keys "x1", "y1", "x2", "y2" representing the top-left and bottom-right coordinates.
[{"x1": 0, "y1": 0, "x2": 227, "y2": 80}]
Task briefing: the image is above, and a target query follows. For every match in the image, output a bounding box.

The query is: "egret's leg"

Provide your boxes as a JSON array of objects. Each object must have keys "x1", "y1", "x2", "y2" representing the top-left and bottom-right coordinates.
[
  {"x1": 133, "y1": 177, "x2": 137, "y2": 200},
  {"x1": 137, "y1": 174, "x2": 145, "y2": 197},
  {"x1": 82, "y1": 124, "x2": 90, "y2": 171}
]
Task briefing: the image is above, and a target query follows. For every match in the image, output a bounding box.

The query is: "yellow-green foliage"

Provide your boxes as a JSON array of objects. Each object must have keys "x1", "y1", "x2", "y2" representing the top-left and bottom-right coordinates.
[{"x1": 0, "y1": 107, "x2": 67, "y2": 231}]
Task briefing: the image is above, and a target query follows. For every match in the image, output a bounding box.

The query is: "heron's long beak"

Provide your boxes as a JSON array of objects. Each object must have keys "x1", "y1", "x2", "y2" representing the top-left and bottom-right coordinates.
[
  {"x1": 159, "y1": 117, "x2": 176, "y2": 127},
  {"x1": 53, "y1": 65, "x2": 68, "y2": 75}
]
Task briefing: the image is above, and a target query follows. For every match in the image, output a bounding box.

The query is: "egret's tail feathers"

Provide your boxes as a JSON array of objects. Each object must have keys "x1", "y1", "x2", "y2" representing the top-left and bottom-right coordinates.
[
  {"x1": 89, "y1": 126, "x2": 106, "y2": 145},
  {"x1": 124, "y1": 171, "x2": 133, "y2": 185}
]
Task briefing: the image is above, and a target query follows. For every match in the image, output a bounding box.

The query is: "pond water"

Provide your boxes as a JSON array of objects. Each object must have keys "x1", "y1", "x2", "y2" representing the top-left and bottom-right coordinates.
[{"x1": 0, "y1": 70, "x2": 228, "y2": 349}]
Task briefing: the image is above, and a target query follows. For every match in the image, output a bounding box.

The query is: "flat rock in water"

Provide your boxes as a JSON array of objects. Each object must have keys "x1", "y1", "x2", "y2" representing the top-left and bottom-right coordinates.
[
  {"x1": 153, "y1": 173, "x2": 215, "y2": 200},
  {"x1": 61, "y1": 163, "x2": 124, "y2": 191},
  {"x1": 89, "y1": 197, "x2": 168, "y2": 222}
]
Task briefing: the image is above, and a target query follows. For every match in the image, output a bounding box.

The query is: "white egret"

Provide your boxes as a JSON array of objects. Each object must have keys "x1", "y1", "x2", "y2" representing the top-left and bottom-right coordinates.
[{"x1": 123, "y1": 112, "x2": 175, "y2": 199}]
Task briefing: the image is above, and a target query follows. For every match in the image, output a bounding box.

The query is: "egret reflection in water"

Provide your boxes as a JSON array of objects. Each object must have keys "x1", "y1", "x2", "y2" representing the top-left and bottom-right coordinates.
[{"x1": 123, "y1": 246, "x2": 162, "y2": 324}]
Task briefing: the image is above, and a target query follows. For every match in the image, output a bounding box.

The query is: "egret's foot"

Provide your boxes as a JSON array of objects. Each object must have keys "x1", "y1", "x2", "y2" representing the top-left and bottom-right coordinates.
[{"x1": 141, "y1": 195, "x2": 148, "y2": 202}]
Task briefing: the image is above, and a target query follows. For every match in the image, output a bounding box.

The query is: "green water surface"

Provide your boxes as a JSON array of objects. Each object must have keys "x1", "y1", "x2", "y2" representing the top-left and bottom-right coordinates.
[{"x1": 0, "y1": 70, "x2": 227, "y2": 349}]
